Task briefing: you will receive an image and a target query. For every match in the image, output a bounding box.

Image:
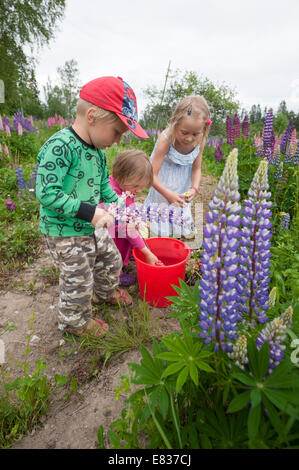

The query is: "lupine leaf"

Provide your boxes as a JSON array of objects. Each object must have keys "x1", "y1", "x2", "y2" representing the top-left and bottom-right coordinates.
[
  {"x1": 227, "y1": 391, "x2": 251, "y2": 413},
  {"x1": 247, "y1": 338, "x2": 260, "y2": 378},
  {"x1": 250, "y1": 389, "x2": 262, "y2": 408},
  {"x1": 159, "y1": 387, "x2": 169, "y2": 420},
  {"x1": 176, "y1": 366, "x2": 189, "y2": 392},
  {"x1": 189, "y1": 360, "x2": 199, "y2": 386},
  {"x1": 248, "y1": 404, "x2": 261, "y2": 440},
  {"x1": 263, "y1": 389, "x2": 299, "y2": 418},
  {"x1": 257, "y1": 342, "x2": 270, "y2": 379},
  {"x1": 162, "y1": 336, "x2": 187, "y2": 356},
  {"x1": 262, "y1": 396, "x2": 283, "y2": 438},
  {"x1": 194, "y1": 360, "x2": 214, "y2": 373},
  {"x1": 162, "y1": 362, "x2": 185, "y2": 378},
  {"x1": 232, "y1": 372, "x2": 256, "y2": 386},
  {"x1": 157, "y1": 352, "x2": 182, "y2": 362}
]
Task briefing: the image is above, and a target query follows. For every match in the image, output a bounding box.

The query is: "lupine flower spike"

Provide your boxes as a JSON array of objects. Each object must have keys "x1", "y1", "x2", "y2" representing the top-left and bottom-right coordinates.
[
  {"x1": 256, "y1": 306, "x2": 293, "y2": 373},
  {"x1": 228, "y1": 335, "x2": 248, "y2": 370},
  {"x1": 198, "y1": 148, "x2": 241, "y2": 352},
  {"x1": 237, "y1": 160, "x2": 272, "y2": 324}
]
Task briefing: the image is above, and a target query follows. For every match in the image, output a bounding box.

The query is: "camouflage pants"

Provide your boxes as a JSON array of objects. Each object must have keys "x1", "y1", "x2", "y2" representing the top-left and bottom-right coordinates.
[{"x1": 45, "y1": 227, "x2": 122, "y2": 331}]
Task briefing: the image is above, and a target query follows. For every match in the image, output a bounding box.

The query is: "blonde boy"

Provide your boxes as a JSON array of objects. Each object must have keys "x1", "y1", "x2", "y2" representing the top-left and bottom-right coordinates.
[{"x1": 35, "y1": 77, "x2": 148, "y2": 336}]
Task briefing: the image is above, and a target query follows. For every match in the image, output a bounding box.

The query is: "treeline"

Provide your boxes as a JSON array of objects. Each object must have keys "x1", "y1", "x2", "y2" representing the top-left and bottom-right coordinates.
[{"x1": 247, "y1": 101, "x2": 299, "y2": 135}]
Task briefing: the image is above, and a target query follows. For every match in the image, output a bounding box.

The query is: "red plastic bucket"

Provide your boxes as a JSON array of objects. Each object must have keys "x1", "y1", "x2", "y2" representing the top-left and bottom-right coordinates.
[{"x1": 132, "y1": 237, "x2": 190, "y2": 308}]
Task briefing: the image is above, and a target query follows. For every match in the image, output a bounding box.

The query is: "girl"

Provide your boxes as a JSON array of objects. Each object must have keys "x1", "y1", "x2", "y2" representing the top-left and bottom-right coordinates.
[
  {"x1": 144, "y1": 95, "x2": 211, "y2": 238},
  {"x1": 104, "y1": 149, "x2": 162, "y2": 284}
]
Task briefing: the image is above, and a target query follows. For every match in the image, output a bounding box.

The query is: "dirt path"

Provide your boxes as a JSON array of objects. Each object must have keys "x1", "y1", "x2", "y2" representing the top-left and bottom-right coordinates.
[{"x1": 0, "y1": 174, "x2": 216, "y2": 449}]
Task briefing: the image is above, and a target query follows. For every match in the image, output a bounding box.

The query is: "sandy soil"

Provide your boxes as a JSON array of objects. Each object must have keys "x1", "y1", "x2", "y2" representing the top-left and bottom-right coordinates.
[{"x1": 0, "y1": 174, "x2": 216, "y2": 449}]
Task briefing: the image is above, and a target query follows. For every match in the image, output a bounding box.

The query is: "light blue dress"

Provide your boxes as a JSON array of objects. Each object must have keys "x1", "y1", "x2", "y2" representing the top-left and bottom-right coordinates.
[{"x1": 144, "y1": 131, "x2": 200, "y2": 237}]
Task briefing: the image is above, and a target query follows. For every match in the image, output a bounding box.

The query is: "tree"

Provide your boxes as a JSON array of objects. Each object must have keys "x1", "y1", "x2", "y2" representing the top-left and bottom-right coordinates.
[
  {"x1": 277, "y1": 100, "x2": 288, "y2": 116},
  {"x1": 141, "y1": 69, "x2": 239, "y2": 136},
  {"x1": 273, "y1": 113, "x2": 289, "y2": 135},
  {"x1": 249, "y1": 105, "x2": 257, "y2": 124},
  {"x1": 0, "y1": 0, "x2": 66, "y2": 47},
  {"x1": 43, "y1": 78, "x2": 68, "y2": 117},
  {"x1": 57, "y1": 59, "x2": 81, "y2": 118},
  {"x1": 44, "y1": 59, "x2": 81, "y2": 118},
  {"x1": 0, "y1": 0, "x2": 66, "y2": 115}
]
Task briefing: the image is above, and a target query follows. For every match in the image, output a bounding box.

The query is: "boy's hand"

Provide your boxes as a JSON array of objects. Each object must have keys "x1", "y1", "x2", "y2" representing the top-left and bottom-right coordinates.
[{"x1": 91, "y1": 208, "x2": 114, "y2": 228}]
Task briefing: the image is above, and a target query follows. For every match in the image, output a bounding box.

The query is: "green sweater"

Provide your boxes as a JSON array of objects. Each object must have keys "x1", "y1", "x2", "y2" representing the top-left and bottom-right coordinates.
[{"x1": 35, "y1": 127, "x2": 118, "y2": 236}]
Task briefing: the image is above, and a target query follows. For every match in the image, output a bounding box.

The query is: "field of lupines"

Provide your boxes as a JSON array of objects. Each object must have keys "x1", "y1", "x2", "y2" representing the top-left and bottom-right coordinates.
[{"x1": 0, "y1": 110, "x2": 299, "y2": 449}]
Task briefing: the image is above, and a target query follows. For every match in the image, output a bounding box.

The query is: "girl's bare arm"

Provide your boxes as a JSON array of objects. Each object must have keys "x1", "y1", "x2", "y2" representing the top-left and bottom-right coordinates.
[{"x1": 151, "y1": 134, "x2": 186, "y2": 207}]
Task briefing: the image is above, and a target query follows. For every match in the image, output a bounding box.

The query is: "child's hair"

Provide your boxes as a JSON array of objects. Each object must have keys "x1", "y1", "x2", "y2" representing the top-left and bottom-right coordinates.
[
  {"x1": 76, "y1": 97, "x2": 120, "y2": 123},
  {"x1": 112, "y1": 149, "x2": 153, "y2": 188},
  {"x1": 167, "y1": 95, "x2": 210, "y2": 147}
]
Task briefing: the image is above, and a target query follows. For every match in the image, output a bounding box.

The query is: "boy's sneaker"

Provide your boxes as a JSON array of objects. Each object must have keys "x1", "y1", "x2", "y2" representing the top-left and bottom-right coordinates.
[
  {"x1": 65, "y1": 317, "x2": 108, "y2": 337},
  {"x1": 93, "y1": 288, "x2": 132, "y2": 306}
]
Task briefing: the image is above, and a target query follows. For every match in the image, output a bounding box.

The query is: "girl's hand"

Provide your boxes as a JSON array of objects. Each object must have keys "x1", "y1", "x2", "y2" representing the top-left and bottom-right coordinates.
[
  {"x1": 184, "y1": 188, "x2": 197, "y2": 203},
  {"x1": 166, "y1": 190, "x2": 187, "y2": 208},
  {"x1": 142, "y1": 248, "x2": 164, "y2": 266}
]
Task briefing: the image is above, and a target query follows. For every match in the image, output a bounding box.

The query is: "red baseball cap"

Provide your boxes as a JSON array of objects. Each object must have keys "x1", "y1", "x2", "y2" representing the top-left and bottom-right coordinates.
[{"x1": 79, "y1": 76, "x2": 149, "y2": 139}]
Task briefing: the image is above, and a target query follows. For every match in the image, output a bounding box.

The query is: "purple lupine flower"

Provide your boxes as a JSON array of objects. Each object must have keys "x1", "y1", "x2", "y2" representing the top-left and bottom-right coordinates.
[
  {"x1": 281, "y1": 213, "x2": 290, "y2": 230},
  {"x1": 13, "y1": 111, "x2": 35, "y2": 133},
  {"x1": 119, "y1": 272, "x2": 136, "y2": 287},
  {"x1": 198, "y1": 148, "x2": 241, "y2": 352},
  {"x1": 280, "y1": 119, "x2": 293, "y2": 156},
  {"x1": 284, "y1": 127, "x2": 296, "y2": 164},
  {"x1": 233, "y1": 113, "x2": 240, "y2": 140},
  {"x1": 215, "y1": 143, "x2": 224, "y2": 162},
  {"x1": 226, "y1": 115, "x2": 233, "y2": 146},
  {"x1": 256, "y1": 306, "x2": 293, "y2": 373},
  {"x1": 241, "y1": 116, "x2": 249, "y2": 139},
  {"x1": 294, "y1": 141, "x2": 299, "y2": 166},
  {"x1": 5, "y1": 199, "x2": 16, "y2": 210},
  {"x1": 15, "y1": 165, "x2": 26, "y2": 191},
  {"x1": 237, "y1": 160, "x2": 272, "y2": 324}
]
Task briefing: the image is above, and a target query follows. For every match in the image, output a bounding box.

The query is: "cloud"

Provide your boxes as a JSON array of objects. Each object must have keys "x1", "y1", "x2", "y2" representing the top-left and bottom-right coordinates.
[{"x1": 34, "y1": 0, "x2": 299, "y2": 113}]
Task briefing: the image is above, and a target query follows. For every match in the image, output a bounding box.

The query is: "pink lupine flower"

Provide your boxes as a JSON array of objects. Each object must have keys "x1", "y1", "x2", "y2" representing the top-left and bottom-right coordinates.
[
  {"x1": 0, "y1": 114, "x2": 3, "y2": 131},
  {"x1": 5, "y1": 124, "x2": 11, "y2": 137},
  {"x1": 17, "y1": 122, "x2": 23, "y2": 135},
  {"x1": 289, "y1": 129, "x2": 297, "y2": 156},
  {"x1": 4, "y1": 144, "x2": 10, "y2": 157}
]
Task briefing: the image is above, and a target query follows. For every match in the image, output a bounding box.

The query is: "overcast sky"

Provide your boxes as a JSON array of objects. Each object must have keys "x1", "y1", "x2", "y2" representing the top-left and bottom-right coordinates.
[{"x1": 34, "y1": 0, "x2": 299, "y2": 116}]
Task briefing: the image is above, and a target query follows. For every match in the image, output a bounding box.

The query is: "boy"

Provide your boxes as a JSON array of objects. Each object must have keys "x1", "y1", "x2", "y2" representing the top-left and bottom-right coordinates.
[{"x1": 35, "y1": 76, "x2": 149, "y2": 337}]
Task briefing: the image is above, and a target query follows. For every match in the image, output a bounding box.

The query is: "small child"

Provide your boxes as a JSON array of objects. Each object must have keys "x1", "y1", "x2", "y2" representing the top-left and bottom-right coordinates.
[
  {"x1": 144, "y1": 95, "x2": 211, "y2": 238},
  {"x1": 104, "y1": 149, "x2": 161, "y2": 279},
  {"x1": 35, "y1": 76, "x2": 149, "y2": 337}
]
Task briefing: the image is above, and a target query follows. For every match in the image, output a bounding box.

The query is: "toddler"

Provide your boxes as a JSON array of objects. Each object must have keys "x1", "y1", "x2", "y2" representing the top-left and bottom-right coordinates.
[
  {"x1": 144, "y1": 95, "x2": 211, "y2": 238},
  {"x1": 104, "y1": 149, "x2": 161, "y2": 280},
  {"x1": 35, "y1": 76, "x2": 149, "y2": 337}
]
